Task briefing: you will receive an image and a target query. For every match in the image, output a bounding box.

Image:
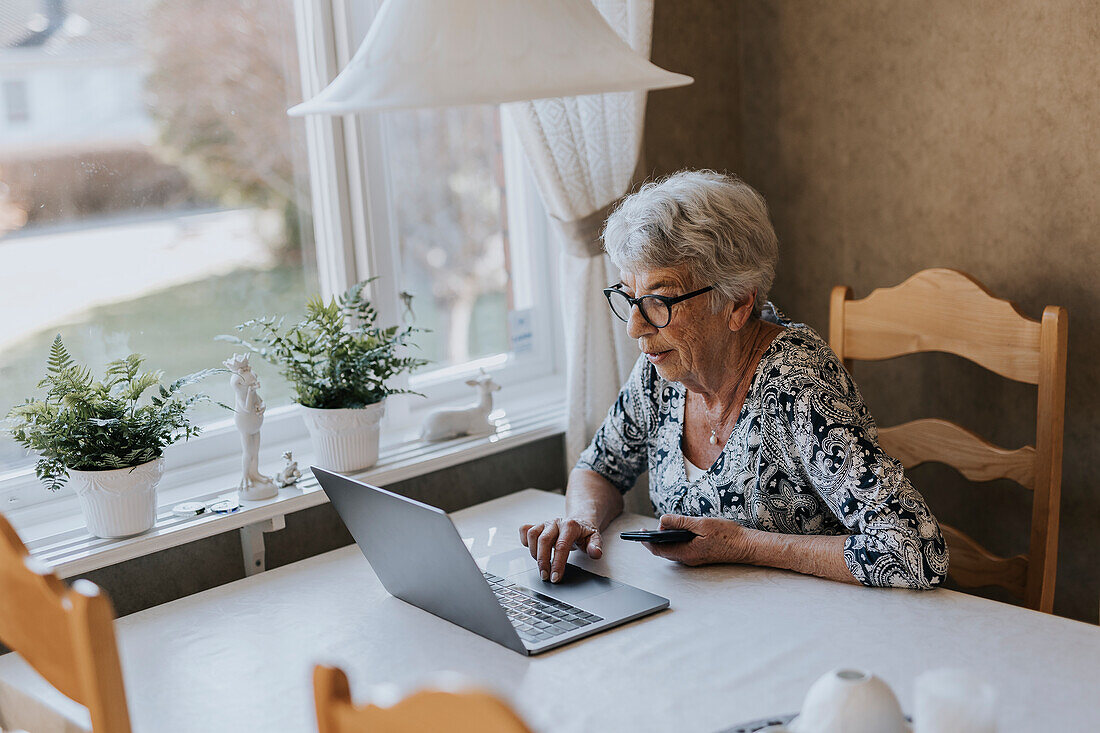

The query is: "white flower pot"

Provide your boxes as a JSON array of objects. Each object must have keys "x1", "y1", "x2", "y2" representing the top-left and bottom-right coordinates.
[
  {"x1": 69, "y1": 458, "x2": 165, "y2": 539},
  {"x1": 300, "y1": 401, "x2": 385, "y2": 473}
]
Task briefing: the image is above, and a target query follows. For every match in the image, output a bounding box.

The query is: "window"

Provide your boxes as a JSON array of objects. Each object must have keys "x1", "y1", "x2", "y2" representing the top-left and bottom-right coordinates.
[
  {"x1": 296, "y1": 0, "x2": 560, "y2": 424},
  {"x1": 0, "y1": 0, "x2": 318, "y2": 494},
  {"x1": 0, "y1": 0, "x2": 560, "y2": 509},
  {"x1": 388, "y1": 107, "x2": 512, "y2": 371},
  {"x1": 2, "y1": 79, "x2": 29, "y2": 124},
  {"x1": 374, "y1": 107, "x2": 559, "y2": 402}
]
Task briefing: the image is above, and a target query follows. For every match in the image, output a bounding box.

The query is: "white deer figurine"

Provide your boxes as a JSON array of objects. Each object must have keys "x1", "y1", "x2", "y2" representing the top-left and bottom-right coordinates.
[{"x1": 420, "y1": 370, "x2": 501, "y2": 442}]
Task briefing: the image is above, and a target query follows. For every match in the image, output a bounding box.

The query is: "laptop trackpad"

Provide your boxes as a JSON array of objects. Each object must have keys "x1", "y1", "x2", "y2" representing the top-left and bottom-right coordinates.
[{"x1": 510, "y1": 565, "x2": 618, "y2": 604}]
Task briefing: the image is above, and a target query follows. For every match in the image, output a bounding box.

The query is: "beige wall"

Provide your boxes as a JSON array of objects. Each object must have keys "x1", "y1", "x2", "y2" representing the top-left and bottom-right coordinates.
[{"x1": 647, "y1": 0, "x2": 1098, "y2": 621}]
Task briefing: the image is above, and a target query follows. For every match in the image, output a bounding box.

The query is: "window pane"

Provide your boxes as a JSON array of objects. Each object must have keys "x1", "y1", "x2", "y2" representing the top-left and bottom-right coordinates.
[
  {"x1": 384, "y1": 107, "x2": 511, "y2": 370},
  {"x1": 0, "y1": 0, "x2": 317, "y2": 471},
  {"x1": 2, "y1": 79, "x2": 29, "y2": 123}
]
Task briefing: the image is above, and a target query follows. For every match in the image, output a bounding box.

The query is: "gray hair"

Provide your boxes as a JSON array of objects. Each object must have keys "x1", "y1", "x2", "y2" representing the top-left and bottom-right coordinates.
[{"x1": 602, "y1": 170, "x2": 779, "y2": 317}]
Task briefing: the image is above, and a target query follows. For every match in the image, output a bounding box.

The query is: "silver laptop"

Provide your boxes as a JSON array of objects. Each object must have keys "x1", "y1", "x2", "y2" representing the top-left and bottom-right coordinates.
[{"x1": 313, "y1": 467, "x2": 669, "y2": 655}]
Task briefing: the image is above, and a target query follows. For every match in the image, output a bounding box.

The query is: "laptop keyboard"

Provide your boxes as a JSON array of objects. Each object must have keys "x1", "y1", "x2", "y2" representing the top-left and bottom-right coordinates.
[{"x1": 483, "y1": 572, "x2": 604, "y2": 644}]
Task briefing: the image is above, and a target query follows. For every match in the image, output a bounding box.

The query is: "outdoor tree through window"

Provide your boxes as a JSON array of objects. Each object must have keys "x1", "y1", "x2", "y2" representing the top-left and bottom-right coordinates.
[{"x1": 386, "y1": 107, "x2": 512, "y2": 371}]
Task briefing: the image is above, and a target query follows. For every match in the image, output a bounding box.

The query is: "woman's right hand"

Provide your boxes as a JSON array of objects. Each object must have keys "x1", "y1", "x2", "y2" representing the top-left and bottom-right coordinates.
[{"x1": 519, "y1": 517, "x2": 603, "y2": 583}]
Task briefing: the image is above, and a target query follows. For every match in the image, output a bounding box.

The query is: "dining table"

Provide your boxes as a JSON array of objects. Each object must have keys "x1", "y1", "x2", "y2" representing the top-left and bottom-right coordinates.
[{"x1": 0, "y1": 488, "x2": 1097, "y2": 732}]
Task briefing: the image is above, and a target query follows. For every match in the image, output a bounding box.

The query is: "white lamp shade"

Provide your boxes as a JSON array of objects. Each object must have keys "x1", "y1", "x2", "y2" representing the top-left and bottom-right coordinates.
[{"x1": 288, "y1": 0, "x2": 693, "y2": 115}]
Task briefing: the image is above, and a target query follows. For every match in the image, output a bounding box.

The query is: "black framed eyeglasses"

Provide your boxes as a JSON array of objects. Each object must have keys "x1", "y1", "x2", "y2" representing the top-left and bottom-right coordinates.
[{"x1": 603, "y1": 283, "x2": 715, "y2": 329}]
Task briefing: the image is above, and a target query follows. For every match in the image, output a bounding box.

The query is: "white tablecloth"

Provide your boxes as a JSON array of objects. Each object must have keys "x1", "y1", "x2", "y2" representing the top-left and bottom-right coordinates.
[{"x1": 1, "y1": 489, "x2": 1098, "y2": 732}]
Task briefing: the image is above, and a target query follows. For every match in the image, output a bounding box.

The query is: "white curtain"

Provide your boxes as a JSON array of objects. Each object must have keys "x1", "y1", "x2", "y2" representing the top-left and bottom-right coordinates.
[{"x1": 504, "y1": 0, "x2": 654, "y2": 508}]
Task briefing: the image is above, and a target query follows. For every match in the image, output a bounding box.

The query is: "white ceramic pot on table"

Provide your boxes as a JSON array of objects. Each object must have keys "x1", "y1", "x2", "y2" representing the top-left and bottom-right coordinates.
[{"x1": 772, "y1": 668, "x2": 910, "y2": 733}]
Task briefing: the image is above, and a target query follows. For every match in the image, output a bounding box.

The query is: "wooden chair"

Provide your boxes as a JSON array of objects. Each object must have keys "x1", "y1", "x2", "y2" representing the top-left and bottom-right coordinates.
[
  {"x1": 0, "y1": 512, "x2": 131, "y2": 732},
  {"x1": 829, "y1": 268, "x2": 1067, "y2": 613},
  {"x1": 313, "y1": 665, "x2": 532, "y2": 733}
]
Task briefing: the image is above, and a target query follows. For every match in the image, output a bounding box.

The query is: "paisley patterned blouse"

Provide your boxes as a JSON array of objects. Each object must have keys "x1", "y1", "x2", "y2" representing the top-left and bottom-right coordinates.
[{"x1": 577, "y1": 304, "x2": 949, "y2": 589}]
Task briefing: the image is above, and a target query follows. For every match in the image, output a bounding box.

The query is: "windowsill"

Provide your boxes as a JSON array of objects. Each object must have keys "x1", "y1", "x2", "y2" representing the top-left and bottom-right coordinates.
[{"x1": 11, "y1": 385, "x2": 565, "y2": 578}]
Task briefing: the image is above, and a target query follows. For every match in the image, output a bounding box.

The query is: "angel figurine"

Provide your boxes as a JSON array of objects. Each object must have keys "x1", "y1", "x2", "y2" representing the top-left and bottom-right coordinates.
[{"x1": 225, "y1": 354, "x2": 278, "y2": 501}]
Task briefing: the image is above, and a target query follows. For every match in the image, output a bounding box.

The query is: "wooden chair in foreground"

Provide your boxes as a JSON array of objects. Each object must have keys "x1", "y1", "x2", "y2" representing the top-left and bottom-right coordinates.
[
  {"x1": 313, "y1": 665, "x2": 533, "y2": 733},
  {"x1": 829, "y1": 268, "x2": 1067, "y2": 613},
  {"x1": 0, "y1": 512, "x2": 131, "y2": 733}
]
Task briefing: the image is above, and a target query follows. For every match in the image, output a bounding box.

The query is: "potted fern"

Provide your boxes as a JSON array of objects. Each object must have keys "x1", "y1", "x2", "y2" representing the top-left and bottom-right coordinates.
[
  {"x1": 220, "y1": 280, "x2": 426, "y2": 473},
  {"x1": 7, "y1": 336, "x2": 220, "y2": 538}
]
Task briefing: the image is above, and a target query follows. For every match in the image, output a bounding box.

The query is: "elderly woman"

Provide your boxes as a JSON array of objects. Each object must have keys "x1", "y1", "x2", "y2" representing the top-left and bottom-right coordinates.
[{"x1": 521, "y1": 170, "x2": 948, "y2": 589}]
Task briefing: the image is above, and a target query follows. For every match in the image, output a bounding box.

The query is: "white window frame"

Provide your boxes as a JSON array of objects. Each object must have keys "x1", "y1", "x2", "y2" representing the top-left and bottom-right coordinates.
[{"x1": 0, "y1": 0, "x2": 563, "y2": 515}]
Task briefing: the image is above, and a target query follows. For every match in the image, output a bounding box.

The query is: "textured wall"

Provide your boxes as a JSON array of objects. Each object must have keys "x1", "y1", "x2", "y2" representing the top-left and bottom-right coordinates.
[
  {"x1": 645, "y1": 0, "x2": 741, "y2": 177},
  {"x1": 647, "y1": 1, "x2": 1098, "y2": 621}
]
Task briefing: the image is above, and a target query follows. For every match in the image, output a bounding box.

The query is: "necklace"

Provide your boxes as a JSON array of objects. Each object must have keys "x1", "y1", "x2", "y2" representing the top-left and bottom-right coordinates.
[
  {"x1": 701, "y1": 329, "x2": 770, "y2": 446},
  {"x1": 697, "y1": 321, "x2": 778, "y2": 449},
  {"x1": 704, "y1": 398, "x2": 732, "y2": 446}
]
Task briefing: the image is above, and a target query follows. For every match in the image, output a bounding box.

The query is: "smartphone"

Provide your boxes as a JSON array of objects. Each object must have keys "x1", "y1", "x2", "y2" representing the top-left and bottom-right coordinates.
[{"x1": 619, "y1": 529, "x2": 698, "y2": 543}]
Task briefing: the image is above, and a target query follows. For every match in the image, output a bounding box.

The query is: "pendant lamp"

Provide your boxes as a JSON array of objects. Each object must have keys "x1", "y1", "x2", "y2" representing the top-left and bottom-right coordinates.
[{"x1": 288, "y1": 0, "x2": 692, "y2": 115}]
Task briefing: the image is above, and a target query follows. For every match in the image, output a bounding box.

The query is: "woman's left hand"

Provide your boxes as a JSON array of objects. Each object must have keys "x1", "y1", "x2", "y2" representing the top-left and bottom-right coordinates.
[{"x1": 642, "y1": 514, "x2": 755, "y2": 566}]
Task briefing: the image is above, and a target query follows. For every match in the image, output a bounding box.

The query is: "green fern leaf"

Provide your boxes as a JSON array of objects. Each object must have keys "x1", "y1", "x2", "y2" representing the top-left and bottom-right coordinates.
[{"x1": 45, "y1": 334, "x2": 74, "y2": 375}]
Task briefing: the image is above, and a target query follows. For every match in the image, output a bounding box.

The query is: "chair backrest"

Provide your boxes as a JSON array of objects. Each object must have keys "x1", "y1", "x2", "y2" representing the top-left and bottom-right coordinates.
[
  {"x1": 313, "y1": 665, "x2": 533, "y2": 733},
  {"x1": 0, "y1": 513, "x2": 131, "y2": 732},
  {"x1": 829, "y1": 268, "x2": 1067, "y2": 613}
]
